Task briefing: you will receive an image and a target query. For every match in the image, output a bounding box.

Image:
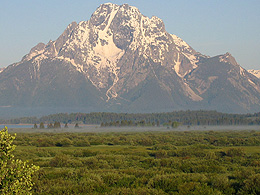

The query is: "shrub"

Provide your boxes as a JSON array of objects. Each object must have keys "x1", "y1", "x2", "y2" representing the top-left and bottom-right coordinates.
[{"x1": 0, "y1": 127, "x2": 39, "y2": 194}]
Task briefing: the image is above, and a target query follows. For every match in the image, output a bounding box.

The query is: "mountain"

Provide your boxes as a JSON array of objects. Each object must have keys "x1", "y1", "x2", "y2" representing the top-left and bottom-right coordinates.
[
  {"x1": 0, "y1": 3, "x2": 260, "y2": 116},
  {"x1": 248, "y1": 70, "x2": 260, "y2": 79}
]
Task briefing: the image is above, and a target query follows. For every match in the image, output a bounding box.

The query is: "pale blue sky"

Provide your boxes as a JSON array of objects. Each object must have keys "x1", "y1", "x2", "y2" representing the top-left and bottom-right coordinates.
[{"x1": 1, "y1": 0, "x2": 259, "y2": 69}]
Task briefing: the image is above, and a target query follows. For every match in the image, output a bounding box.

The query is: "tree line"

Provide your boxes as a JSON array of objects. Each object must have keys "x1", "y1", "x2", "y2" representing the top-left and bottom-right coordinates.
[
  {"x1": 2, "y1": 110, "x2": 260, "y2": 126},
  {"x1": 33, "y1": 122, "x2": 80, "y2": 129}
]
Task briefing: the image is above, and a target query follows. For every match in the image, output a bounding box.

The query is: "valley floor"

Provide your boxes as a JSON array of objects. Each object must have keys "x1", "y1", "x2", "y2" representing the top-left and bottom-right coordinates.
[{"x1": 10, "y1": 129, "x2": 260, "y2": 194}]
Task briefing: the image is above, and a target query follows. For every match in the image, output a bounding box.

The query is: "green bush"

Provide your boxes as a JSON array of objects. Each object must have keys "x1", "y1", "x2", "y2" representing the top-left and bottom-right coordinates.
[{"x1": 0, "y1": 127, "x2": 39, "y2": 194}]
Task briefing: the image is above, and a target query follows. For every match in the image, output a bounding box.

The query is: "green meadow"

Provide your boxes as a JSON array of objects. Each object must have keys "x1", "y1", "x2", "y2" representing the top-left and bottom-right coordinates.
[{"x1": 8, "y1": 129, "x2": 260, "y2": 194}]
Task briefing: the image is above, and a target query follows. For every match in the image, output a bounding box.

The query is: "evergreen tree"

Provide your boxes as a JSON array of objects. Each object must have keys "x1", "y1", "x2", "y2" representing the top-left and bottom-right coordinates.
[
  {"x1": 39, "y1": 122, "x2": 44, "y2": 129},
  {"x1": 47, "y1": 123, "x2": 53, "y2": 129},
  {"x1": 54, "y1": 121, "x2": 61, "y2": 128},
  {"x1": 33, "y1": 123, "x2": 38, "y2": 129}
]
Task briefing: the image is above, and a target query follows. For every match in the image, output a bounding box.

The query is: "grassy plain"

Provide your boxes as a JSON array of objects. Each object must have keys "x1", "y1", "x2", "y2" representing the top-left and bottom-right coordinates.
[{"x1": 7, "y1": 126, "x2": 260, "y2": 194}]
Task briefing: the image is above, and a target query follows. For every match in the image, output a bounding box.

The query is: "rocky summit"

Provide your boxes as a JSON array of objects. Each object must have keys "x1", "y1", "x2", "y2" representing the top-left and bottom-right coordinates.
[{"x1": 1, "y1": 3, "x2": 260, "y2": 115}]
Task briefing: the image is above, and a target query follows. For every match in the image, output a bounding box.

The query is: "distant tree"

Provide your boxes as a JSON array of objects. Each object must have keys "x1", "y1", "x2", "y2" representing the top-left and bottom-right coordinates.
[
  {"x1": 172, "y1": 121, "x2": 180, "y2": 128},
  {"x1": 33, "y1": 123, "x2": 38, "y2": 129},
  {"x1": 54, "y1": 121, "x2": 61, "y2": 128},
  {"x1": 75, "y1": 123, "x2": 79, "y2": 128},
  {"x1": 157, "y1": 121, "x2": 160, "y2": 127},
  {"x1": 128, "y1": 120, "x2": 133, "y2": 126},
  {"x1": 64, "y1": 123, "x2": 68, "y2": 128},
  {"x1": 139, "y1": 120, "x2": 146, "y2": 126},
  {"x1": 0, "y1": 127, "x2": 39, "y2": 194},
  {"x1": 39, "y1": 122, "x2": 45, "y2": 129},
  {"x1": 120, "y1": 120, "x2": 126, "y2": 126},
  {"x1": 47, "y1": 123, "x2": 53, "y2": 129}
]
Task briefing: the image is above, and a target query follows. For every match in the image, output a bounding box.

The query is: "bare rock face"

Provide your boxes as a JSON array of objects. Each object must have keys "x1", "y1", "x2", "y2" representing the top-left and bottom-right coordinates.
[{"x1": 0, "y1": 3, "x2": 260, "y2": 115}]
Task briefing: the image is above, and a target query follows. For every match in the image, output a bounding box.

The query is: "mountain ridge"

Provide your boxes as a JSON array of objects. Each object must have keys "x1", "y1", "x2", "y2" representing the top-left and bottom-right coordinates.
[
  {"x1": 0, "y1": 3, "x2": 260, "y2": 115},
  {"x1": 248, "y1": 69, "x2": 260, "y2": 79}
]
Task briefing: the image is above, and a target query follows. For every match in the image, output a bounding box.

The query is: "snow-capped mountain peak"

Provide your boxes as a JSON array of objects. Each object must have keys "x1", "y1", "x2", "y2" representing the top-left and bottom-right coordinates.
[
  {"x1": 21, "y1": 3, "x2": 200, "y2": 97},
  {"x1": 1, "y1": 3, "x2": 260, "y2": 114}
]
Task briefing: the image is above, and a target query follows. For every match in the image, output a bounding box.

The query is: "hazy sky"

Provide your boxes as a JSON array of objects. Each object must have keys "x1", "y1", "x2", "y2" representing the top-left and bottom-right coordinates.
[{"x1": 1, "y1": 0, "x2": 260, "y2": 69}]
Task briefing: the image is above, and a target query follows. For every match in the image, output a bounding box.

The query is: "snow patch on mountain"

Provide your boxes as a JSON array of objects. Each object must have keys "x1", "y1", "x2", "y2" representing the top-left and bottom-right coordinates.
[
  {"x1": 27, "y1": 49, "x2": 45, "y2": 61},
  {"x1": 248, "y1": 70, "x2": 260, "y2": 79},
  {"x1": 171, "y1": 34, "x2": 198, "y2": 74},
  {"x1": 171, "y1": 34, "x2": 190, "y2": 50},
  {"x1": 32, "y1": 54, "x2": 48, "y2": 63},
  {"x1": 22, "y1": 43, "x2": 46, "y2": 62},
  {"x1": 248, "y1": 79, "x2": 256, "y2": 85},
  {"x1": 219, "y1": 55, "x2": 229, "y2": 63},
  {"x1": 0, "y1": 67, "x2": 5, "y2": 73},
  {"x1": 240, "y1": 67, "x2": 245, "y2": 76},
  {"x1": 247, "y1": 78, "x2": 260, "y2": 92},
  {"x1": 174, "y1": 53, "x2": 182, "y2": 77},
  {"x1": 219, "y1": 52, "x2": 238, "y2": 66},
  {"x1": 93, "y1": 5, "x2": 123, "y2": 69},
  {"x1": 183, "y1": 53, "x2": 198, "y2": 69},
  {"x1": 78, "y1": 21, "x2": 90, "y2": 44},
  {"x1": 183, "y1": 82, "x2": 203, "y2": 101},
  {"x1": 57, "y1": 56, "x2": 83, "y2": 72}
]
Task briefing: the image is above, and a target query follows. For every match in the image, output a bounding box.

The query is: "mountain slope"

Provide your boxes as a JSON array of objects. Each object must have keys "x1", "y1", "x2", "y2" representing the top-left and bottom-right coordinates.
[
  {"x1": 248, "y1": 69, "x2": 260, "y2": 79},
  {"x1": 0, "y1": 3, "x2": 259, "y2": 115},
  {"x1": 185, "y1": 53, "x2": 260, "y2": 113}
]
